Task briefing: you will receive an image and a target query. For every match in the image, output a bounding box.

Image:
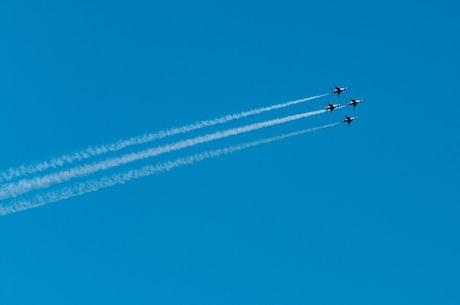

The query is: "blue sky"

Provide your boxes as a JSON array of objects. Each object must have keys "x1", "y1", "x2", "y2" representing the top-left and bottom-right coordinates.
[{"x1": 1, "y1": 0, "x2": 459, "y2": 304}]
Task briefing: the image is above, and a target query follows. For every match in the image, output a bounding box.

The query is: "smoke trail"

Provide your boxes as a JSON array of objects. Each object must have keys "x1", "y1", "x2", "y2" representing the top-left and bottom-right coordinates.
[
  {"x1": 0, "y1": 123, "x2": 338, "y2": 216},
  {"x1": 0, "y1": 93, "x2": 328, "y2": 182},
  {"x1": 0, "y1": 109, "x2": 326, "y2": 200}
]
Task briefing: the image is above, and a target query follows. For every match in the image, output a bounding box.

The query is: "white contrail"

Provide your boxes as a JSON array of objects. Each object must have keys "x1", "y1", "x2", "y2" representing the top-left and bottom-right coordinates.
[
  {"x1": 0, "y1": 109, "x2": 327, "y2": 200},
  {"x1": 0, "y1": 93, "x2": 328, "y2": 183},
  {"x1": 0, "y1": 123, "x2": 338, "y2": 216}
]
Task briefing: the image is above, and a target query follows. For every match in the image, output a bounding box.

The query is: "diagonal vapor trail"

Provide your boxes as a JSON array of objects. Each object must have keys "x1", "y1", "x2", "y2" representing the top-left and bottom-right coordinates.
[
  {"x1": 0, "y1": 93, "x2": 328, "y2": 183},
  {"x1": 0, "y1": 123, "x2": 339, "y2": 216},
  {"x1": 0, "y1": 109, "x2": 327, "y2": 200}
]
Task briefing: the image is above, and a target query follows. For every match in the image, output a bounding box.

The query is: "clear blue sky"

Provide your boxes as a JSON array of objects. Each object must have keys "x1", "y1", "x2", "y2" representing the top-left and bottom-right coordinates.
[{"x1": 1, "y1": 1, "x2": 459, "y2": 304}]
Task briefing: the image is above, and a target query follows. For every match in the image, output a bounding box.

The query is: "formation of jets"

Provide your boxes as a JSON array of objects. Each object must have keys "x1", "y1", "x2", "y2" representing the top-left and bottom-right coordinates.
[{"x1": 327, "y1": 85, "x2": 365, "y2": 126}]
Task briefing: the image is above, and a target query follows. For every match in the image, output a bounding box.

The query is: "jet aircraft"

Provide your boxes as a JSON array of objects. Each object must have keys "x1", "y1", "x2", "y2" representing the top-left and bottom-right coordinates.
[
  {"x1": 332, "y1": 85, "x2": 348, "y2": 96},
  {"x1": 348, "y1": 98, "x2": 364, "y2": 108},
  {"x1": 343, "y1": 115, "x2": 358, "y2": 126},
  {"x1": 325, "y1": 103, "x2": 341, "y2": 112}
]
